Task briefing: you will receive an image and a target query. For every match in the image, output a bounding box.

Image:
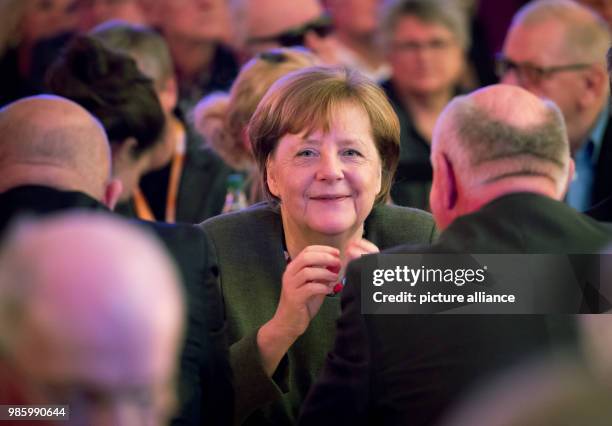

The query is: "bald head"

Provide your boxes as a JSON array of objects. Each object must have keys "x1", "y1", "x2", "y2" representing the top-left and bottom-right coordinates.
[
  {"x1": 434, "y1": 84, "x2": 570, "y2": 183},
  {"x1": 0, "y1": 212, "x2": 184, "y2": 424},
  {"x1": 430, "y1": 84, "x2": 572, "y2": 229},
  {"x1": 0, "y1": 95, "x2": 112, "y2": 200},
  {"x1": 512, "y1": 0, "x2": 610, "y2": 64}
]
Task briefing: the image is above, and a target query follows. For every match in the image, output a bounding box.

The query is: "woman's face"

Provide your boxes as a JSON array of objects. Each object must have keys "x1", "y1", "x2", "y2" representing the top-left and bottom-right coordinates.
[
  {"x1": 388, "y1": 16, "x2": 464, "y2": 96},
  {"x1": 266, "y1": 103, "x2": 382, "y2": 239},
  {"x1": 21, "y1": 0, "x2": 79, "y2": 43}
]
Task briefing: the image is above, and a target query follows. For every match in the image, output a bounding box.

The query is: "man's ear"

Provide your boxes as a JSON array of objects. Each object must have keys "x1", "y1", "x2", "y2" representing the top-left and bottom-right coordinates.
[
  {"x1": 433, "y1": 152, "x2": 458, "y2": 211},
  {"x1": 560, "y1": 157, "x2": 576, "y2": 200},
  {"x1": 103, "y1": 178, "x2": 123, "y2": 210},
  {"x1": 579, "y1": 66, "x2": 608, "y2": 109}
]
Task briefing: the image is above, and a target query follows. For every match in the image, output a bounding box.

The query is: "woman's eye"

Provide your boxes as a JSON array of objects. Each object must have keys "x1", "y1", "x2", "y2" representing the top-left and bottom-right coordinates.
[
  {"x1": 296, "y1": 149, "x2": 316, "y2": 157},
  {"x1": 343, "y1": 149, "x2": 362, "y2": 157}
]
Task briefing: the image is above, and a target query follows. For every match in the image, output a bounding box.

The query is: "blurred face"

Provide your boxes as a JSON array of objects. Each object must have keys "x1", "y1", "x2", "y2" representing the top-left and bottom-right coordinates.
[
  {"x1": 501, "y1": 21, "x2": 596, "y2": 135},
  {"x1": 501, "y1": 21, "x2": 584, "y2": 132},
  {"x1": 328, "y1": 0, "x2": 381, "y2": 37},
  {"x1": 246, "y1": 0, "x2": 322, "y2": 41},
  {"x1": 77, "y1": 0, "x2": 147, "y2": 32},
  {"x1": 20, "y1": 0, "x2": 80, "y2": 43},
  {"x1": 243, "y1": 0, "x2": 337, "y2": 60},
  {"x1": 12, "y1": 299, "x2": 179, "y2": 426},
  {"x1": 266, "y1": 103, "x2": 382, "y2": 240},
  {"x1": 388, "y1": 16, "x2": 464, "y2": 96},
  {"x1": 156, "y1": 0, "x2": 229, "y2": 43}
]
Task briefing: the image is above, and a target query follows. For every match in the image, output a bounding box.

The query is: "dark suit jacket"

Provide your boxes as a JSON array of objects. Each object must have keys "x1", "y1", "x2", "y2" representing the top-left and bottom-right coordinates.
[
  {"x1": 381, "y1": 80, "x2": 432, "y2": 211},
  {"x1": 176, "y1": 145, "x2": 233, "y2": 224},
  {"x1": 300, "y1": 193, "x2": 612, "y2": 426},
  {"x1": 0, "y1": 185, "x2": 232, "y2": 426},
  {"x1": 593, "y1": 111, "x2": 612, "y2": 212},
  {"x1": 201, "y1": 202, "x2": 437, "y2": 425},
  {"x1": 587, "y1": 195, "x2": 612, "y2": 222}
]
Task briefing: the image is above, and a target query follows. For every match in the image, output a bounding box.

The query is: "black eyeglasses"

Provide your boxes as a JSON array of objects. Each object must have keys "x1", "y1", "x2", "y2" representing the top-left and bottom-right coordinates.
[
  {"x1": 391, "y1": 37, "x2": 457, "y2": 53},
  {"x1": 247, "y1": 15, "x2": 333, "y2": 48},
  {"x1": 495, "y1": 53, "x2": 592, "y2": 85}
]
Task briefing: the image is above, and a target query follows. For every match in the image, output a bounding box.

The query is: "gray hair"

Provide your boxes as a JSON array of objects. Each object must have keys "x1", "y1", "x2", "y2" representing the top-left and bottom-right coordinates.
[
  {"x1": 379, "y1": 0, "x2": 471, "y2": 50},
  {"x1": 512, "y1": 0, "x2": 610, "y2": 64},
  {"x1": 443, "y1": 94, "x2": 569, "y2": 188}
]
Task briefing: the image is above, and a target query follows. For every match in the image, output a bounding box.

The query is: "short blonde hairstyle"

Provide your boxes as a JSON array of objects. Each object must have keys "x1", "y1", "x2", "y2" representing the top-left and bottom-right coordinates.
[
  {"x1": 194, "y1": 48, "x2": 317, "y2": 171},
  {"x1": 249, "y1": 66, "x2": 400, "y2": 204}
]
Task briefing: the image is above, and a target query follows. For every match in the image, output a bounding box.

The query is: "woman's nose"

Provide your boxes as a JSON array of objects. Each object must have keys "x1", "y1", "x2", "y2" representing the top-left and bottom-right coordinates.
[{"x1": 315, "y1": 152, "x2": 343, "y2": 181}]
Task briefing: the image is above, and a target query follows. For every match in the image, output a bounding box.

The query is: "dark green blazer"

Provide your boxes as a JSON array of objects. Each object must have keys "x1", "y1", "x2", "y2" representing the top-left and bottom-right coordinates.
[{"x1": 200, "y1": 202, "x2": 437, "y2": 425}]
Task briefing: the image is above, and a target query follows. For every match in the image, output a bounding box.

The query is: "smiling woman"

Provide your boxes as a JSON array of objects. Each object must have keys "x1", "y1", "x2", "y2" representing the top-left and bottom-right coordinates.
[{"x1": 200, "y1": 66, "x2": 438, "y2": 425}]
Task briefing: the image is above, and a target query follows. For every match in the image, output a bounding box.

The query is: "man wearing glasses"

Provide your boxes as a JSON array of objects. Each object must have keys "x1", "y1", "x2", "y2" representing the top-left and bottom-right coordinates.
[
  {"x1": 497, "y1": 0, "x2": 612, "y2": 214},
  {"x1": 231, "y1": 0, "x2": 340, "y2": 64}
]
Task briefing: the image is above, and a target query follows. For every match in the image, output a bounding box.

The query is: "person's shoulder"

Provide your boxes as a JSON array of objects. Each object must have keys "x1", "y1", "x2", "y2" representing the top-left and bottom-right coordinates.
[
  {"x1": 372, "y1": 203, "x2": 433, "y2": 222},
  {"x1": 201, "y1": 202, "x2": 277, "y2": 227},
  {"x1": 136, "y1": 220, "x2": 208, "y2": 255},
  {"x1": 369, "y1": 203, "x2": 436, "y2": 230},
  {"x1": 199, "y1": 202, "x2": 282, "y2": 246},
  {"x1": 366, "y1": 204, "x2": 437, "y2": 248}
]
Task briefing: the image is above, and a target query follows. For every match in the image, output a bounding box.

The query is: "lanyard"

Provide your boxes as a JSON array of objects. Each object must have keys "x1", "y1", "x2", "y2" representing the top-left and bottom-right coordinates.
[{"x1": 134, "y1": 120, "x2": 186, "y2": 223}]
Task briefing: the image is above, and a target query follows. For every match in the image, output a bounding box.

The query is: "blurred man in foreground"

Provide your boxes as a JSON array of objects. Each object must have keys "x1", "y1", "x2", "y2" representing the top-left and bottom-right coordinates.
[{"x1": 0, "y1": 212, "x2": 184, "y2": 425}]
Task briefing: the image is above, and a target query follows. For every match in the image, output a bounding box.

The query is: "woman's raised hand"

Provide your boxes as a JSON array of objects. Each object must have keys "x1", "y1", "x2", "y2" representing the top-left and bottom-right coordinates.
[
  {"x1": 274, "y1": 245, "x2": 341, "y2": 339},
  {"x1": 257, "y1": 245, "x2": 341, "y2": 376},
  {"x1": 344, "y1": 238, "x2": 380, "y2": 266}
]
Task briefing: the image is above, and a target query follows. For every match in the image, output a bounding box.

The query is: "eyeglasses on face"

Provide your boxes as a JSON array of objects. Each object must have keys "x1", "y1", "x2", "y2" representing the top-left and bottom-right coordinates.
[
  {"x1": 391, "y1": 37, "x2": 457, "y2": 53},
  {"x1": 495, "y1": 53, "x2": 592, "y2": 85},
  {"x1": 247, "y1": 14, "x2": 333, "y2": 48}
]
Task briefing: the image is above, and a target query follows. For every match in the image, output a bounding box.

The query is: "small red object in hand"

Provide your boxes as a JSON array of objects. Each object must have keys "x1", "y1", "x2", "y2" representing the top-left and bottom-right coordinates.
[{"x1": 327, "y1": 264, "x2": 341, "y2": 274}]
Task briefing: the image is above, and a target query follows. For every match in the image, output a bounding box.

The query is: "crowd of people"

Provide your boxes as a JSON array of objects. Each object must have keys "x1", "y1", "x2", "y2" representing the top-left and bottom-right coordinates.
[{"x1": 1, "y1": 0, "x2": 612, "y2": 425}]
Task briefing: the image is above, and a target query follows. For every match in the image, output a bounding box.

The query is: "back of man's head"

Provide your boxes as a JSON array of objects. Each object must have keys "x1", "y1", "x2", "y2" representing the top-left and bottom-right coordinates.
[
  {"x1": 0, "y1": 212, "x2": 184, "y2": 425},
  {"x1": 0, "y1": 95, "x2": 118, "y2": 204},
  {"x1": 430, "y1": 84, "x2": 573, "y2": 229}
]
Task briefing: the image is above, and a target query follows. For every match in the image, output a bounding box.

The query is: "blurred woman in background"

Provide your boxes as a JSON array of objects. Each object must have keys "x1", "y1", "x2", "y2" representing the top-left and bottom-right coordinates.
[
  {"x1": 193, "y1": 47, "x2": 317, "y2": 205},
  {"x1": 379, "y1": 0, "x2": 469, "y2": 210}
]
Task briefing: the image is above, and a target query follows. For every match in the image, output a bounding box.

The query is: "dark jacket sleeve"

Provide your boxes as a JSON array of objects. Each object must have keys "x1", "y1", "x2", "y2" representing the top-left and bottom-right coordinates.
[
  {"x1": 201, "y1": 223, "x2": 289, "y2": 424},
  {"x1": 230, "y1": 331, "x2": 291, "y2": 423},
  {"x1": 298, "y1": 257, "x2": 371, "y2": 426},
  {"x1": 198, "y1": 229, "x2": 234, "y2": 426},
  {"x1": 142, "y1": 223, "x2": 232, "y2": 426}
]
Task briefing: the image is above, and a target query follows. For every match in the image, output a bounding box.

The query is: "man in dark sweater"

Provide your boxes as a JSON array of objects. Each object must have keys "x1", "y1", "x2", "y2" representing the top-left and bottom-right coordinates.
[
  {"x1": 300, "y1": 84, "x2": 612, "y2": 426},
  {"x1": 0, "y1": 95, "x2": 232, "y2": 426}
]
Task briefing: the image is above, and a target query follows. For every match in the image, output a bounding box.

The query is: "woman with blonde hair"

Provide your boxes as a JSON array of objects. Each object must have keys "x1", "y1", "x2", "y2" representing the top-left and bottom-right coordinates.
[
  {"x1": 193, "y1": 47, "x2": 317, "y2": 204},
  {"x1": 200, "y1": 66, "x2": 437, "y2": 424}
]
